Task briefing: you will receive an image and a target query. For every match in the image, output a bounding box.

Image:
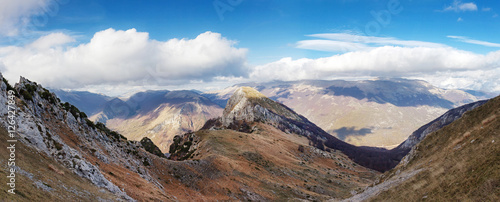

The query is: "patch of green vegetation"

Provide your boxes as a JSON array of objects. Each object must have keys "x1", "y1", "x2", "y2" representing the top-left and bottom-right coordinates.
[
  {"x1": 180, "y1": 149, "x2": 196, "y2": 160},
  {"x1": 140, "y1": 137, "x2": 165, "y2": 158},
  {"x1": 38, "y1": 89, "x2": 57, "y2": 104},
  {"x1": 85, "y1": 119, "x2": 96, "y2": 129},
  {"x1": 19, "y1": 89, "x2": 32, "y2": 101},
  {"x1": 2, "y1": 77, "x2": 18, "y2": 96},
  {"x1": 54, "y1": 141, "x2": 63, "y2": 150},
  {"x1": 95, "y1": 122, "x2": 127, "y2": 141}
]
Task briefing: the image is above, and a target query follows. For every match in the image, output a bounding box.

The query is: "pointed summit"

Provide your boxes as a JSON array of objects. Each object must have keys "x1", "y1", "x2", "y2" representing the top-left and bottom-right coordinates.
[{"x1": 222, "y1": 86, "x2": 301, "y2": 127}]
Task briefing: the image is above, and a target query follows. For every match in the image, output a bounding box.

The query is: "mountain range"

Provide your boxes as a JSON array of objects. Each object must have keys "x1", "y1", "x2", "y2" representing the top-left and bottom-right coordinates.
[
  {"x1": 4, "y1": 74, "x2": 497, "y2": 200},
  {"x1": 204, "y1": 79, "x2": 491, "y2": 148},
  {"x1": 54, "y1": 78, "x2": 492, "y2": 153}
]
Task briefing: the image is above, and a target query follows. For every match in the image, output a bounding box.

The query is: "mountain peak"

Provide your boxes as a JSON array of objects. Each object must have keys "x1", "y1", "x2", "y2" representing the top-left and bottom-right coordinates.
[
  {"x1": 222, "y1": 87, "x2": 301, "y2": 127},
  {"x1": 237, "y1": 86, "x2": 266, "y2": 99}
]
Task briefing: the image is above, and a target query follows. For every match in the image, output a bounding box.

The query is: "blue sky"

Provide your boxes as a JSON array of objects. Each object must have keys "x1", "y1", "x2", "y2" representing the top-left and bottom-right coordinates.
[
  {"x1": 0, "y1": 0, "x2": 499, "y2": 95},
  {"x1": 21, "y1": 0, "x2": 500, "y2": 62}
]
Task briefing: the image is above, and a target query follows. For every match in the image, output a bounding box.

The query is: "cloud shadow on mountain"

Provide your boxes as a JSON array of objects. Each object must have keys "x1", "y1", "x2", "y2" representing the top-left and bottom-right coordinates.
[{"x1": 331, "y1": 127, "x2": 372, "y2": 141}]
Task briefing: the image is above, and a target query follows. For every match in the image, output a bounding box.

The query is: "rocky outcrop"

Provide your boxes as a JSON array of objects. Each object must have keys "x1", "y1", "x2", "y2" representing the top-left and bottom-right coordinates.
[
  {"x1": 221, "y1": 87, "x2": 321, "y2": 139},
  {"x1": 222, "y1": 87, "x2": 301, "y2": 126},
  {"x1": 140, "y1": 137, "x2": 165, "y2": 158}
]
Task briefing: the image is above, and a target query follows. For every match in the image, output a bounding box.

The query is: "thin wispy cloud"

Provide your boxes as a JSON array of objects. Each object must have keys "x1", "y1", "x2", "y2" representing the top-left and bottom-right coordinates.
[
  {"x1": 296, "y1": 33, "x2": 447, "y2": 52},
  {"x1": 0, "y1": 0, "x2": 52, "y2": 36},
  {"x1": 442, "y1": 0, "x2": 478, "y2": 12},
  {"x1": 448, "y1": 36, "x2": 500, "y2": 47},
  {"x1": 457, "y1": 17, "x2": 463, "y2": 22}
]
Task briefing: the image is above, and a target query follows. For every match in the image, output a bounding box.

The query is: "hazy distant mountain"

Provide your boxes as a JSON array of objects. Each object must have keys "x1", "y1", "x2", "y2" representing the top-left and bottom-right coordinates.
[
  {"x1": 204, "y1": 78, "x2": 489, "y2": 148},
  {"x1": 90, "y1": 90, "x2": 223, "y2": 152},
  {"x1": 52, "y1": 89, "x2": 113, "y2": 116}
]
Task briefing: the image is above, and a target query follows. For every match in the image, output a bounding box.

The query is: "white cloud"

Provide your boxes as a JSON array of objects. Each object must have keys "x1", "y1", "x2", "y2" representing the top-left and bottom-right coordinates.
[
  {"x1": 296, "y1": 39, "x2": 369, "y2": 52},
  {"x1": 443, "y1": 0, "x2": 478, "y2": 12},
  {"x1": 0, "y1": 28, "x2": 248, "y2": 88},
  {"x1": 28, "y1": 32, "x2": 75, "y2": 49},
  {"x1": 250, "y1": 46, "x2": 500, "y2": 92},
  {"x1": 296, "y1": 33, "x2": 447, "y2": 52},
  {"x1": 457, "y1": 17, "x2": 463, "y2": 22},
  {"x1": 410, "y1": 68, "x2": 500, "y2": 92},
  {"x1": 0, "y1": 0, "x2": 54, "y2": 36},
  {"x1": 482, "y1": 7, "x2": 491, "y2": 12},
  {"x1": 448, "y1": 35, "x2": 500, "y2": 47}
]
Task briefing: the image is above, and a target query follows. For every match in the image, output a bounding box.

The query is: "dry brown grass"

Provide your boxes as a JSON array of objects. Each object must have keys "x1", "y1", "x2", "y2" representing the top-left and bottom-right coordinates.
[{"x1": 369, "y1": 96, "x2": 500, "y2": 201}]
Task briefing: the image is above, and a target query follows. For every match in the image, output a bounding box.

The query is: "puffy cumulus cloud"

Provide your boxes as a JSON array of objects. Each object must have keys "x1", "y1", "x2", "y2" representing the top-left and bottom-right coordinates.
[
  {"x1": 0, "y1": 28, "x2": 248, "y2": 88},
  {"x1": 442, "y1": 0, "x2": 478, "y2": 12},
  {"x1": 249, "y1": 46, "x2": 500, "y2": 92},
  {"x1": 0, "y1": 0, "x2": 53, "y2": 36}
]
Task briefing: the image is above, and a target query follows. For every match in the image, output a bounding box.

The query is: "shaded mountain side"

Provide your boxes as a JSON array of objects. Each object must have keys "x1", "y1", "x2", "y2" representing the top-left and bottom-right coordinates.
[
  {"x1": 205, "y1": 79, "x2": 486, "y2": 148},
  {"x1": 206, "y1": 87, "x2": 402, "y2": 172},
  {"x1": 347, "y1": 94, "x2": 500, "y2": 201}
]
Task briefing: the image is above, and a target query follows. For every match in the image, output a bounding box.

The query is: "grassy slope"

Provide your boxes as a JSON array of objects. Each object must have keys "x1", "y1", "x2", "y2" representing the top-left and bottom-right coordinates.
[
  {"x1": 0, "y1": 126, "x2": 120, "y2": 201},
  {"x1": 187, "y1": 123, "x2": 378, "y2": 200},
  {"x1": 370, "y1": 95, "x2": 500, "y2": 201}
]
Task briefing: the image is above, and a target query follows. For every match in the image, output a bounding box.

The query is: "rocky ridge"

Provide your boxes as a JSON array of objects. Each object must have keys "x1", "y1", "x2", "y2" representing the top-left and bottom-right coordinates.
[{"x1": 0, "y1": 74, "x2": 176, "y2": 200}]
